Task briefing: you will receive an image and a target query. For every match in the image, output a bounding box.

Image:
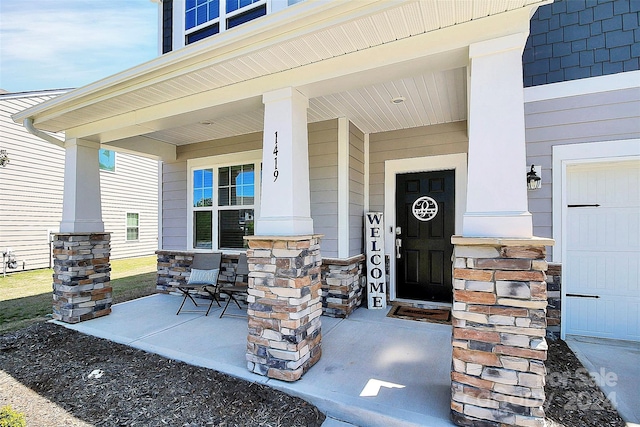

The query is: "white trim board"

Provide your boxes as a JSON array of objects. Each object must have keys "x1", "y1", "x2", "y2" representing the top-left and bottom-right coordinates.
[
  {"x1": 384, "y1": 153, "x2": 467, "y2": 302},
  {"x1": 524, "y1": 70, "x2": 640, "y2": 103}
]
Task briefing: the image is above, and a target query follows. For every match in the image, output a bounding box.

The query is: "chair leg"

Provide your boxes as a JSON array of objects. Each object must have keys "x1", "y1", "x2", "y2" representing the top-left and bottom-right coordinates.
[
  {"x1": 219, "y1": 292, "x2": 244, "y2": 318},
  {"x1": 176, "y1": 288, "x2": 200, "y2": 315}
]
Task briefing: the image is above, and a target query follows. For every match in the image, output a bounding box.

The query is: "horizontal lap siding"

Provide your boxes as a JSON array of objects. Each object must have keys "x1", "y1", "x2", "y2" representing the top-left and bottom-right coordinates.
[
  {"x1": 309, "y1": 120, "x2": 338, "y2": 258},
  {"x1": 100, "y1": 153, "x2": 159, "y2": 260},
  {"x1": 0, "y1": 93, "x2": 160, "y2": 269},
  {"x1": 349, "y1": 122, "x2": 365, "y2": 257},
  {"x1": 524, "y1": 85, "x2": 640, "y2": 257},
  {"x1": 368, "y1": 121, "x2": 468, "y2": 213}
]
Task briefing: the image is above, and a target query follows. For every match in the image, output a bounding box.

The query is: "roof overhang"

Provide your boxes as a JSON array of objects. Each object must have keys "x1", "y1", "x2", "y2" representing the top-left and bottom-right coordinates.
[{"x1": 13, "y1": 0, "x2": 549, "y2": 160}]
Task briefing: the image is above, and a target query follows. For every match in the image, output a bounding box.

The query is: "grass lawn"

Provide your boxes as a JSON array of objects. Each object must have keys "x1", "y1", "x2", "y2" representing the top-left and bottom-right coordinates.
[{"x1": 0, "y1": 255, "x2": 157, "y2": 333}]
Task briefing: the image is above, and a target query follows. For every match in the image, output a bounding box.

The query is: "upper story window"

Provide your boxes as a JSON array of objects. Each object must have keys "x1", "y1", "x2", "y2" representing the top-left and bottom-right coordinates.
[
  {"x1": 186, "y1": 0, "x2": 220, "y2": 31},
  {"x1": 184, "y1": 0, "x2": 272, "y2": 45}
]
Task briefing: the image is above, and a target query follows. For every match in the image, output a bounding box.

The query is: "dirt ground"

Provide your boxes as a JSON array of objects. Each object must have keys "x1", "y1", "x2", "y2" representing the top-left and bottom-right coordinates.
[{"x1": 0, "y1": 322, "x2": 626, "y2": 427}]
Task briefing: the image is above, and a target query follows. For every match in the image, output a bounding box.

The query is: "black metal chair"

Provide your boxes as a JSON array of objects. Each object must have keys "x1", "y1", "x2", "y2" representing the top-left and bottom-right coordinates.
[
  {"x1": 219, "y1": 253, "x2": 249, "y2": 318},
  {"x1": 176, "y1": 252, "x2": 222, "y2": 316}
]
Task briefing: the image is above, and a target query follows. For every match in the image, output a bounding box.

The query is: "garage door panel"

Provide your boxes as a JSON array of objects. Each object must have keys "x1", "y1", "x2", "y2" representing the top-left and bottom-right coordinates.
[{"x1": 565, "y1": 160, "x2": 640, "y2": 342}]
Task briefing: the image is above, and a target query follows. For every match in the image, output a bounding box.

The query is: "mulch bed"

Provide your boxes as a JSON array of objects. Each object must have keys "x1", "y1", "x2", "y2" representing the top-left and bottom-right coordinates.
[
  {"x1": 0, "y1": 322, "x2": 325, "y2": 427},
  {"x1": 0, "y1": 322, "x2": 627, "y2": 426}
]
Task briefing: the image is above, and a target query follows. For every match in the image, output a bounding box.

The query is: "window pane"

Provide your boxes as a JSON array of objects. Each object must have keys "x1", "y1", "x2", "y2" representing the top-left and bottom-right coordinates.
[
  {"x1": 193, "y1": 168, "x2": 213, "y2": 207},
  {"x1": 196, "y1": 4, "x2": 208, "y2": 25},
  {"x1": 126, "y1": 213, "x2": 138, "y2": 227},
  {"x1": 219, "y1": 166, "x2": 229, "y2": 186},
  {"x1": 218, "y1": 187, "x2": 229, "y2": 206},
  {"x1": 227, "y1": 4, "x2": 266, "y2": 29},
  {"x1": 219, "y1": 209, "x2": 253, "y2": 249},
  {"x1": 127, "y1": 228, "x2": 139, "y2": 241},
  {"x1": 194, "y1": 211, "x2": 212, "y2": 249},
  {"x1": 99, "y1": 149, "x2": 116, "y2": 172}
]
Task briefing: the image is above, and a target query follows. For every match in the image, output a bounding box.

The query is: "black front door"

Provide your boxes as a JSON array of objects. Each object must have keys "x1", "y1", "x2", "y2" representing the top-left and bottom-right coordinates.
[{"x1": 395, "y1": 170, "x2": 455, "y2": 302}]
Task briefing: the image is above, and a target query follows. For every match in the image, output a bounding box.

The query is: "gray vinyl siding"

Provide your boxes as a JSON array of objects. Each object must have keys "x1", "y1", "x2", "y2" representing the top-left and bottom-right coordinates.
[
  {"x1": 368, "y1": 121, "x2": 469, "y2": 213},
  {"x1": 100, "y1": 153, "x2": 159, "y2": 259},
  {"x1": 0, "y1": 93, "x2": 65, "y2": 270},
  {"x1": 524, "y1": 85, "x2": 640, "y2": 253},
  {"x1": 349, "y1": 122, "x2": 365, "y2": 257},
  {"x1": 309, "y1": 120, "x2": 338, "y2": 258},
  {"x1": 0, "y1": 92, "x2": 159, "y2": 270},
  {"x1": 161, "y1": 132, "x2": 263, "y2": 251}
]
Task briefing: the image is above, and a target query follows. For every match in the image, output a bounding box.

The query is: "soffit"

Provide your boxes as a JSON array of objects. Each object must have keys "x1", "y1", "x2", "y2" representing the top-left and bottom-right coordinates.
[{"x1": 17, "y1": 0, "x2": 547, "y2": 146}]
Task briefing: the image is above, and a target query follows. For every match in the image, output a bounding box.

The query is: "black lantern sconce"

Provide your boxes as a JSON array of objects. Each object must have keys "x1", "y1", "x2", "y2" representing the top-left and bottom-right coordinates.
[
  {"x1": 527, "y1": 165, "x2": 541, "y2": 190},
  {"x1": 0, "y1": 149, "x2": 9, "y2": 167}
]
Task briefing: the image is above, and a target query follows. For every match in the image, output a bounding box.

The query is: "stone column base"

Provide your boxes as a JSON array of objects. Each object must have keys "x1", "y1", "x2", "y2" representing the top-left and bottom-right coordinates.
[
  {"x1": 450, "y1": 236, "x2": 553, "y2": 427},
  {"x1": 244, "y1": 235, "x2": 323, "y2": 381},
  {"x1": 321, "y1": 255, "x2": 365, "y2": 318},
  {"x1": 52, "y1": 233, "x2": 111, "y2": 324}
]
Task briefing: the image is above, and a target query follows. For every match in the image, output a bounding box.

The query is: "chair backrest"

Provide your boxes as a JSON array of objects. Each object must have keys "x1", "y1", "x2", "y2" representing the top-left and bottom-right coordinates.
[
  {"x1": 235, "y1": 253, "x2": 250, "y2": 280},
  {"x1": 191, "y1": 252, "x2": 222, "y2": 270}
]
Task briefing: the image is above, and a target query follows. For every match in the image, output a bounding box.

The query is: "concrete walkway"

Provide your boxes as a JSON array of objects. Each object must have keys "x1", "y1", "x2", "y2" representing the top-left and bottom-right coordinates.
[
  {"x1": 566, "y1": 335, "x2": 640, "y2": 426},
  {"x1": 55, "y1": 294, "x2": 455, "y2": 427}
]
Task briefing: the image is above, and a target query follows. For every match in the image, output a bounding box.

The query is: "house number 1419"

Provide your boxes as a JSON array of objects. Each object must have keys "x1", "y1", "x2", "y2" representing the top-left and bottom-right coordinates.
[{"x1": 273, "y1": 131, "x2": 279, "y2": 182}]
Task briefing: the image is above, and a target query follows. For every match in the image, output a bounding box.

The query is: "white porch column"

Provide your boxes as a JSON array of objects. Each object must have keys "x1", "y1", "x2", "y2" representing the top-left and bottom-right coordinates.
[
  {"x1": 256, "y1": 87, "x2": 313, "y2": 235},
  {"x1": 60, "y1": 138, "x2": 104, "y2": 233},
  {"x1": 463, "y1": 33, "x2": 533, "y2": 238}
]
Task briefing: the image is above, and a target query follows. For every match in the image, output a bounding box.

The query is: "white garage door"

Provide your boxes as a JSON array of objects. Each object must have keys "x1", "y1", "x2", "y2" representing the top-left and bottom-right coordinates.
[{"x1": 565, "y1": 159, "x2": 640, "y2": 341}]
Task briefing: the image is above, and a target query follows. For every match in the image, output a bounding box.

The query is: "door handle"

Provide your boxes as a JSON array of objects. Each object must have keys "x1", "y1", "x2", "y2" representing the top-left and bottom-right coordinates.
[{"x1": 395, "y1": 238, "x2": 402, "y2": 259}]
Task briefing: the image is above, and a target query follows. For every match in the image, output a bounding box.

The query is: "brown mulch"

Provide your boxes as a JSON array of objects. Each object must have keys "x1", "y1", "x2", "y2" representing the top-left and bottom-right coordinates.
[
  {"x1": 0, "y1": 322, "x2": 627, "y2": 427},
  {"x1": 544, "y1": 338, "x2": 625, "y2": 427},
  {"x1": 0, "y1": 322, "x2": 325, "y2": 427}
]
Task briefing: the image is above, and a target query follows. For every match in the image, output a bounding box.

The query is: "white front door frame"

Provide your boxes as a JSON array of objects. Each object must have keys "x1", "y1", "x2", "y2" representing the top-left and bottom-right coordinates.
[
  {"x1": 552, "y1": 138, "x2": 640, "y2": 339},
  {"x1": 384, "y1": 153, "x2": 467, "y2": 302}
]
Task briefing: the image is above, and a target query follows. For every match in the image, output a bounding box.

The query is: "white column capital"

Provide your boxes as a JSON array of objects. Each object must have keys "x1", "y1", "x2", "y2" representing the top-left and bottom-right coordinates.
[
  {"x1": 262, "y1": 87, "x2": 309, "y2": 106},
  {"x1": 468, "y1": 33, "x2": 529, "y2": 58}
]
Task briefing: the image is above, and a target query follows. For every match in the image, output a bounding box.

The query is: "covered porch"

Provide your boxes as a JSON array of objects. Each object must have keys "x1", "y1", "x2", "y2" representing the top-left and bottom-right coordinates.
[
  {"x1": 13, "y1": 1, "x2": 553, "y2": 425},
  {"x1": 58, "y1": 293, "x2": 453, "y2": 427}
]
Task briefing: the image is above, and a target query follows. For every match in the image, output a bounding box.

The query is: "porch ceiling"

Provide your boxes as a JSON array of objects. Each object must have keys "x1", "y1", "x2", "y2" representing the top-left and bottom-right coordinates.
[{"x1": 13, "y1": 0, "x2": 547, "y2": 158}]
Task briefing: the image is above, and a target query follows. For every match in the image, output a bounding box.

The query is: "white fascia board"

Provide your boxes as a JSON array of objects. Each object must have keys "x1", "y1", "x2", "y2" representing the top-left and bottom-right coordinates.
[{"x1": 524, "y1": 70, "x2": 640, "y2": 103}]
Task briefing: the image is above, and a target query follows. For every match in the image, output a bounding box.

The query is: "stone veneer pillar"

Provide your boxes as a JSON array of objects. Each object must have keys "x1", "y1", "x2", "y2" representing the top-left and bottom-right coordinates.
[
  {"x1": 244, "y1": 235, "x2": 323, "y2": 382},
  {"x1": 52, "y1": 233, "x2": 111, "y2": 323},
  {"x1": 450, "y1": 236, "x2": 553, "y2": 427},
  {"x1": 321, "y1": 255, "x2": 365, "y2": 318}
]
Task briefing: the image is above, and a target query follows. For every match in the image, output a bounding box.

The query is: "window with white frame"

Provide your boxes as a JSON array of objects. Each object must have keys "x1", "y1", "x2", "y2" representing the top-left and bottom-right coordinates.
[
  {"x1": 184, "y1": 0, "x2": 274, "y2": 45},
  {"x1": 126, "y1": 213, "x2": 139, "y2": 241},
  {"x1": 189, "y1": 152, "x2": 261, "y2": 250}
]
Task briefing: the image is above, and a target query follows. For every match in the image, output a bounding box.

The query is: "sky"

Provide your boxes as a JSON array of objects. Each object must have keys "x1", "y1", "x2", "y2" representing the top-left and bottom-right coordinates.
[{"x1": 0, "y1": 0, "x2": 158, "y2": 93}]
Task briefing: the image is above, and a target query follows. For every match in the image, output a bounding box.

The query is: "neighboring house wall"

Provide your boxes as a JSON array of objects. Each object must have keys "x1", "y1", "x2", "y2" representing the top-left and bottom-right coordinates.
[
  {"x1": 368, "y1": 121, "x2": 469, "y2": 213},
  {"x1": 0, "y1": 92, "x2": 64, "y2": 270},
  {"x1": 0, "y1": 91, "x2": 159, "y2": 270},
  {"x1": 523, "y1": 0, "x2": 640, "y2": 87}
]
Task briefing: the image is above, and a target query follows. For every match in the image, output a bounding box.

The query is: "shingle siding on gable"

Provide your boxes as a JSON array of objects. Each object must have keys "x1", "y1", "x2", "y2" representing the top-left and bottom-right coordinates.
[{"x1": 523, "y1": 0, "x2": 640, "y2": 87}]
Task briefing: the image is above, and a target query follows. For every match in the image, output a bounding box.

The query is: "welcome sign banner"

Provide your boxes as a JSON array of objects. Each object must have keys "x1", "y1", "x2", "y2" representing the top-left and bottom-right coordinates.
[{"x1": 365, "y1": 212, "x2": 386, "y2": 309}]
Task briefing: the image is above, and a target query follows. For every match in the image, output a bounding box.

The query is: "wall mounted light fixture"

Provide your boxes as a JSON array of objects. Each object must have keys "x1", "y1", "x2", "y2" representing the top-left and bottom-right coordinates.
[
  {"x1": 527, "y1": 165, "x2": 541, "y2": 190},
  {"x1": 0, "y1": 149, "x2": 9, "y2": 167}
]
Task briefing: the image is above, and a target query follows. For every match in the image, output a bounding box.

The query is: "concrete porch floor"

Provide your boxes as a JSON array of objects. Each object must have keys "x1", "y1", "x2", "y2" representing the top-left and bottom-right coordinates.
[{"x1": 55, "y1": 294, "x2": 455, "y2": 427}]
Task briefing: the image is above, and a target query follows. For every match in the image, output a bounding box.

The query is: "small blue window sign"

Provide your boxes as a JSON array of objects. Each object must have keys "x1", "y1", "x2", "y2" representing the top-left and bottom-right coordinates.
[{"x1": 99, "y1": 149, "x2": 115, "y2": 172}]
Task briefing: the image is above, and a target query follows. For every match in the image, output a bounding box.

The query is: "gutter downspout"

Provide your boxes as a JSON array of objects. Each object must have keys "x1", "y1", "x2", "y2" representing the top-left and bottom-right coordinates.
[{"x1": 23, "y1": 118, "x2": 65, "y2": 148}]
